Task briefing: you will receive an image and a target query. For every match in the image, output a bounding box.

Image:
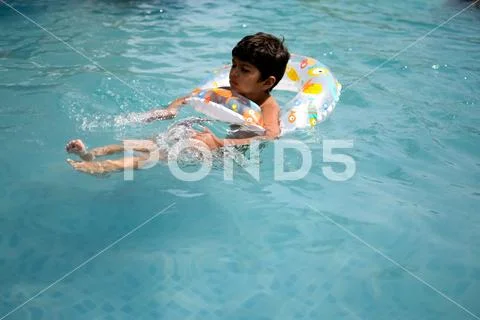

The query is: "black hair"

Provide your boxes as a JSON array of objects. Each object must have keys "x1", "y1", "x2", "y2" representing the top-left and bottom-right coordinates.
[{"x1": 232, "y1": 32, "x2": 290, "y2": 92}]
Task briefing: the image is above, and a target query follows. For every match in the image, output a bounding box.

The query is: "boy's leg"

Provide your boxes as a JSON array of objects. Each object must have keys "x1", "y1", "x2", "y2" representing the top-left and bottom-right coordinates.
[
  {"x1": 67, "y1": 156, "x2": 146, "y2": 175},
  {"x1": 90, "y1": 140, "x2": 157, "y2": 156},
  {"x1": 90, "y1": 144, "x2": 123, "y2": 155},
  {"x1": 67, "y1": 149, "x2": 167, "y2": 175},
  {"x1": 66, "y1": 139, "x2": 157, "y2": 161},
  {"x1": 121, "y1": 140, "x2": 158, "y2": 154},
  {"x1": 66, "y1": 139, "x2": 121, "y2": 161}
]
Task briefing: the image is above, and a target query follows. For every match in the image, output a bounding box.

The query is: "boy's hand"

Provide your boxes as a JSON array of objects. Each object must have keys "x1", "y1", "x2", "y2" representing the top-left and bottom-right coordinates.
[
  {"x1": 144, "y1": 109, "x2": 176, "y2": 122},
  {"x1": 193, "y1": 127, "x2": 224, "y2": 150}
]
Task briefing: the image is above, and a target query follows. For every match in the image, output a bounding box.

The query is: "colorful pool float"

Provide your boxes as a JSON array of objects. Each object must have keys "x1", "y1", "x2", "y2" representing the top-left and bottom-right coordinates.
[{"x1": 186, "y1": 54, "x2": 341, "y2": 135}]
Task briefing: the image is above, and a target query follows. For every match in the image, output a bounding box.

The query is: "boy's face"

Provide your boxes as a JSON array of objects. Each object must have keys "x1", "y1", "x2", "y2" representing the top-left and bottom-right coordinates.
[{"x1": 229, "y1": 57, "x2": 273, "y2": 98}]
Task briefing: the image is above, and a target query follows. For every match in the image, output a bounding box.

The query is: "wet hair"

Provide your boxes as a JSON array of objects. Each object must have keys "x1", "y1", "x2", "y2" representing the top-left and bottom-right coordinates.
[{"x1": 232, "y1": 32, "x2": 290, "y2": 92}]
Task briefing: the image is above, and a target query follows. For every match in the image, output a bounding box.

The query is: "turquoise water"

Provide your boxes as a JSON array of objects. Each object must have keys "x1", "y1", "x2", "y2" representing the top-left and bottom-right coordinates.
[{"x1": 1, "y1": 0, "x2": 479, "y2": 319}]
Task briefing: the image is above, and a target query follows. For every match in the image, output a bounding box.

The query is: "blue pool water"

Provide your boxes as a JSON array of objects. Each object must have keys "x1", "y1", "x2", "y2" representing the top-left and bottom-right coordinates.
[{"x1": 1, "y1": 0, "x2": 479, "y2": 319}]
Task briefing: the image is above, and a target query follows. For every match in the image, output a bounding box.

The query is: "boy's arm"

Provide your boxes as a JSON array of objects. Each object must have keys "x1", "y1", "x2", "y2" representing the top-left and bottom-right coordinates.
[
  {"x1": 139, "y1": 96, "x2": 188, "y2": 122},
  {"x1": 140, "y1": 87, "x2": 233, "y2": 123}
]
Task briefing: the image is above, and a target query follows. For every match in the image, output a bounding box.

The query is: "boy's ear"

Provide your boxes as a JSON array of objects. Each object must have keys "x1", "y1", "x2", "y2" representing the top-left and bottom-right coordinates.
[{"x1": 262, "y1": 76, "x2": 276, "y2": 90}]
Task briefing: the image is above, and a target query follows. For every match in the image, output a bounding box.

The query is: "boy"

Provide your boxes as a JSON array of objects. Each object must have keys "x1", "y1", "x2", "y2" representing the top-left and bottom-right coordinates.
[{"x1": 66, "y1": 32, "x2": 290, "y2": 174}]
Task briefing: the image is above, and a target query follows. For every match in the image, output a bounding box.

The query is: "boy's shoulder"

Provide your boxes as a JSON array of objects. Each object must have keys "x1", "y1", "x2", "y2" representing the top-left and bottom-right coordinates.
[{"x1": 260, "y1": 95, "x2": 280, "y2": 112}]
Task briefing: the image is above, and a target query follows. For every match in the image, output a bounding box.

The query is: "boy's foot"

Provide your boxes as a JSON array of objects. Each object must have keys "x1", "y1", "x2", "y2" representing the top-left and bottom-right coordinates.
[
  {"x1": 66, "y1": 159, "x2": 103, "y2": 175},
  {"x1": 65, "y1": 139, "x2": 87, "y2": 155},
  {"x1": 66, "y1": 139, "x2": 95, "y2": 161}
]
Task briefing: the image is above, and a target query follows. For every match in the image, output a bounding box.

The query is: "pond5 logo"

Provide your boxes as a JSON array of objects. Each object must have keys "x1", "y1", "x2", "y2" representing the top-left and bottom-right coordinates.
[{"x1": 123, "y1": 139, "x2": 356, "y2": 182}]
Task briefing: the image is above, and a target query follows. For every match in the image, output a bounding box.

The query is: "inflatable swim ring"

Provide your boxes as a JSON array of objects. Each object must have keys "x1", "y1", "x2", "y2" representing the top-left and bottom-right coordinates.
[
  {"x1": 186, "y1": 87, "x2": 265, "y2": 134},
  {"x1": 186, "y1": 54, "x2": 341, "y2": 135}
]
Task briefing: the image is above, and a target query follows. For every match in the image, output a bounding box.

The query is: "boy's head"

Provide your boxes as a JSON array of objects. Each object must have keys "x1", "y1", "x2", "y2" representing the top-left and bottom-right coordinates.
[{"x1": 231, "y1": 32, "x2": 290, "y2": 93}]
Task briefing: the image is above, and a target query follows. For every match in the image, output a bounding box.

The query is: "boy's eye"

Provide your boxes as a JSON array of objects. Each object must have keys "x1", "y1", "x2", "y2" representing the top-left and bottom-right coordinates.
[{"x1": 241, "y1": 67, "x2": 249, "y2": 72}]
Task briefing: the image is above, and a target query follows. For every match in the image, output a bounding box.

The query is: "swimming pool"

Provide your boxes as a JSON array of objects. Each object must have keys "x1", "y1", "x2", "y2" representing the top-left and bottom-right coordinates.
[{"x1": 0, "y1": 0, "x2": 479, "y2": 319}]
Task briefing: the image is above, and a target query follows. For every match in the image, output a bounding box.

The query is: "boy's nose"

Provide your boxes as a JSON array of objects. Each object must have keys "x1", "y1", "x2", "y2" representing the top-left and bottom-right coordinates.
[{"x1": 230, "y1": 68, "x2": 239, "y2": 78}]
